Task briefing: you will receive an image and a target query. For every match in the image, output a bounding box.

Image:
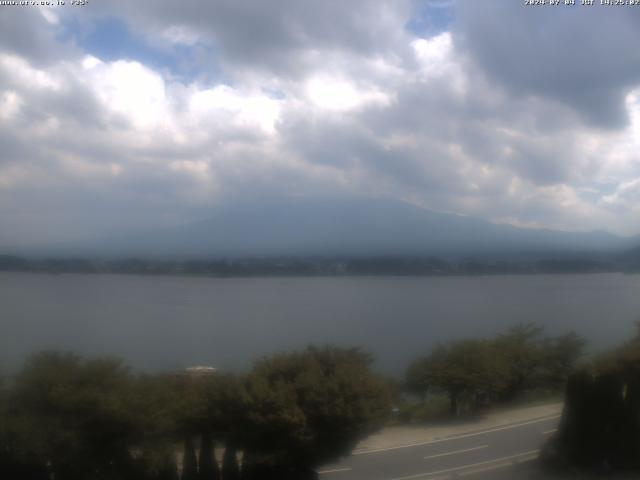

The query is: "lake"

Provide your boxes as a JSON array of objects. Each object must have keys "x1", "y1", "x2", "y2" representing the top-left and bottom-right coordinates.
[{"x1": 1, "y1": 272, "x2": 640, "y2": 376}]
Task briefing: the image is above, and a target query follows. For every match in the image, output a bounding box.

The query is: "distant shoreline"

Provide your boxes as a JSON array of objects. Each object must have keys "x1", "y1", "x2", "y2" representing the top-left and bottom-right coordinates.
[
  {"x1": 1, "y1": 254, "x2": 637, "y2": 278},
  {"x1": 0, "y1": 271, "x2": 631, "y2": 279}
]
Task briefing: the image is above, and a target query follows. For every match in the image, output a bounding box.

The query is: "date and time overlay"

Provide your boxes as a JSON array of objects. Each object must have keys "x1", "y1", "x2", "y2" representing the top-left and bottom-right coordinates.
[
  {"x1": 526, "y1": 0, "x2": 640, "y2": 6},
  {"x1": 2, "y1": 0, "x2": 640, "y2": 7},
  {"x1": 2, "y1": 0, "x2": 640, "y2": 9},
  {"x1": 0, "y1": 1, "x2": 88, "y2": 6}
]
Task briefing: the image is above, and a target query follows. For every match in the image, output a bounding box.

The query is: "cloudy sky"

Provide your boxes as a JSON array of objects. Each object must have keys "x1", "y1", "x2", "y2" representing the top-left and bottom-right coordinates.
[{"x1": 1, "y1": 0, "x2": 640, "y2": 248}]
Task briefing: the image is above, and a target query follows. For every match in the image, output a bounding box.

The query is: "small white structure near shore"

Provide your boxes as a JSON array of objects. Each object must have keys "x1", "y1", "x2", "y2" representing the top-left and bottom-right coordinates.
[{"x1": 184, "y1": 365, "x2": 218, "y2": 377}]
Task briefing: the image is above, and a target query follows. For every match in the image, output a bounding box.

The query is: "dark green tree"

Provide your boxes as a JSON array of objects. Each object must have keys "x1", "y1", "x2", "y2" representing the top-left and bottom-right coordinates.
[
  {"x1": 494, "y1": 324, "x2": 545, "y2": 400},
  {"x1": 240, "y1": 346, "x2": 391, "y2": 477},
  {"x1": 408, "y1": 325, "x2": 586, "y2": 415},
  {"x1": 544, "y1": 326, "x2": 639, "y2": 473},
  {"x1": 540, "y1": 331, "x2": 586, "y2": 390},
  {"x1": 421, "y1": 340, "x2": 509, "y2": 415},
  {"x1": 0, "y1": 371, "x2": 57, "y2": 479},
  {"x1": 11, "y1": 351, "x2": 139, "y2": 480},
  {"x1": 199, "y1": 374, "x2": 247, "y2": 446}
]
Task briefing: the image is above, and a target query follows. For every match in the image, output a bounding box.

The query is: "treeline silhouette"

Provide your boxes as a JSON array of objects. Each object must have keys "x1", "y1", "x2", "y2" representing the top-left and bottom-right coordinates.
[
  {"x1": 0, "y1": 346, "x2": 390, "y2": 480},
  {"x1": 543, "y1": 324, "x2": 640, "y2": 474}
]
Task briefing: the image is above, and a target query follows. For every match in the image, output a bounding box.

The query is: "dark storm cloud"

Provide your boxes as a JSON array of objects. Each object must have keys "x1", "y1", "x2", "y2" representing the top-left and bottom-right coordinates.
[
  {"x1": 455, "y1": 1, "x2": 640, "y2": 128},
  {"x1": 79, "y1": 0, "x2": 413, "y2": 79},
  {"x1": 0, "y1": 8, "x2": 79, "y2": 65}
]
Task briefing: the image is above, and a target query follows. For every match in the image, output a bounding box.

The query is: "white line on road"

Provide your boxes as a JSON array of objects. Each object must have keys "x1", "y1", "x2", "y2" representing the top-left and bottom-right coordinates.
[
  {"x1": 458, "y1": 451, "x2": 539, "y2": 476},
  {"x1": 389, "y1": 449, "x2": 539, "y2": 480},
  {"x1": 423, "y1": 445, "x2": 488, "y2": 460},
  {"x1": 458, "y1": 461, "x2": 513, "y2": 477},
  {"x1": 317, "y1": 467, "x2": 353, "y2": 475},
  {"x1": 353, "y1": 414, "x2": 560, "y2": 455},
  {"x1": 542, "y1": 429, "x2": 557, "y2": 435}
]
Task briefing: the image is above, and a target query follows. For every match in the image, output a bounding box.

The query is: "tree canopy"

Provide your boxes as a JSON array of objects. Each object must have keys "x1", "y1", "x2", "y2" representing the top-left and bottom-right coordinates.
[
  {"x1": 406, "y1": 325, "x2": 585, "y2": 416},
  {"x1": 241, "y1": 346, "x2": 391, "y2": 477},
  {"x1": 0, "y1": 346, "x2": 391, "y2": 480}
]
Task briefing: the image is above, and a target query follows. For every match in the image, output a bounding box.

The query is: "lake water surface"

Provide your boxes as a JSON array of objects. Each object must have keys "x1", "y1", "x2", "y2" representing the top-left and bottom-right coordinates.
[{"x1": 2, "y1": 272, "x2": 640, "y2": 375}]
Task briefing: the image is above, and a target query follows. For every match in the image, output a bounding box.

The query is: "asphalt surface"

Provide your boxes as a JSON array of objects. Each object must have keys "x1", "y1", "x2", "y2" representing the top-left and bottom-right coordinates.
[{"x1": 317, "y1": 414, "x2": 561, "y2": 480}]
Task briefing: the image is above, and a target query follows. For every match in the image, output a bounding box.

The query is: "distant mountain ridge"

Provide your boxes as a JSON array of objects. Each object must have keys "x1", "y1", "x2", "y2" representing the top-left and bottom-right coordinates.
[{"x1": 36, "y1": 197, "x2": 639, "y2": 260}]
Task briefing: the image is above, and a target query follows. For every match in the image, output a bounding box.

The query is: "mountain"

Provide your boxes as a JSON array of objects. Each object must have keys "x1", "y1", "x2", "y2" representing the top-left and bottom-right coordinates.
[{"x1": 39, "y1": 197, "x2": 638, "y2": 260}]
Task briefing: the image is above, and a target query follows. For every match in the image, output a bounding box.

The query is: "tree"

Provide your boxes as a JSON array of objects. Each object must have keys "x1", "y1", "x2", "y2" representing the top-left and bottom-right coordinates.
[
  {"x1": 10, "y1": 351, "x2": 139, "y2": 480},
  {"x1": 546, "y1": 336, "x2": 639, "y2": 472},
  {"x1": 199, "y1": 374, "x2": 247, "y2": 447},
  {"x1": 420, "y1": 340, "x2": 509, "y2": 415},
  {"x1": 240, "y1": 346, "x2": 391, "y2": 477},
  {"x1": 494, "y1": 323, "x2": 545, "y2": 400},
  {"x1": 407, "y1": 325, "x2": 586, "y2": 416},
  {"x1": 0, "y1": 374, "x2": 9, "y2": 469},
  {"x1": 494, "y1": 325, "x2": 586, "y2": 400},
  {"x1": 155, "y1": 452, "x2": 179, "y2": 480},
  {"x1": 127, "y1": 373, "x2": 193, "y2": 480},
  {"x1": 221, "y1": 444, "x2": 240, "y2": 480},
  {"x1": 540, "y1": 331, "x2": 586, "y2": 390},
  {"x1": 405, "y1": 356, "x2": 432, "y2": 401}
]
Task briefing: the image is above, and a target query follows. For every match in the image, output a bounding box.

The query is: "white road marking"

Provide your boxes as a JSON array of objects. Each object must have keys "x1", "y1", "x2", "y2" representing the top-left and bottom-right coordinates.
[
  {"x1": 317, "y1": 467, "x2": 353, "y2": 475},
  {"x1": 423, "y1": 445, "x2": 488, "y2": 460},
  {"x1": 353, "y1": 414, "x2": 560, "y2": 455},
  {"x1": 458, "y1": 461, "x2": 513, "y2": 477},
  {"x1": 542, "y1": 429, "x2": 557, "y2": 435},
  {"x1": 459, "y1": 451, "x2": 539, "y2": 476},
  {"x1": 389, "y1": 449, "x2": 539, "y2": 480}
]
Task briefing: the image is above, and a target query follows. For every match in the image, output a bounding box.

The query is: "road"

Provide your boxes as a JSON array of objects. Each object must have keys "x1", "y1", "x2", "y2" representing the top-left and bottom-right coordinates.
[{"x1": 317, "y1": 413, "x2": 560, "y2": 480}]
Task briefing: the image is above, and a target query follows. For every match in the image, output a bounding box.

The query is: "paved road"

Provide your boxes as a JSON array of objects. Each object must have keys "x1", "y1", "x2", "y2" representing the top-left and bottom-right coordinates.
[{"x1": 317, "y1": 414, "x2": 560, "y2": 480}]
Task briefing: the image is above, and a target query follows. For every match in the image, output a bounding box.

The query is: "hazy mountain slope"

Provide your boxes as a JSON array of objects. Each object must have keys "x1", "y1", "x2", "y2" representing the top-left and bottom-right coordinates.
[{"x1": 42, "y1": 197, "x2": 636, "y2": 259}]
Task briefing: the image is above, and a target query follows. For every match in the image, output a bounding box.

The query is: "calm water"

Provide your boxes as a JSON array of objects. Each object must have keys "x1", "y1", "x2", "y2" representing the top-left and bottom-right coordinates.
[{"x1": 1, "y1": 272, "x2": 640, "y2": 376}]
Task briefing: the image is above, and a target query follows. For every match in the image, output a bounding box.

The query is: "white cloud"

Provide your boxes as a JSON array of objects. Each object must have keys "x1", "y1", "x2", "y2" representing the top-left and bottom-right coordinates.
[
  {"x1": 412, "y1": 32, "x2": 452, "y2": 71},
  {"x1": 3, "y1": 1, "x2": 640, "y2": 245},
  {"x1": 82, "y1": 55, "x2": 102, "y2": 70},
  {"x1": 40, "y1": 9, "x2": 59, "y2": 26},
  {"x1": 189, "y1": 85, "x2": 282, "y2": 133},
  {"x1": 0, "y1": 90, "x2": 22, "y2": 120},
  {"x1": 85, "y1": 60, "x2": 169, "y2": 130},
  {"x1": 161, "y1": 25, "x2": 200, "y2": 46},
  {"x1": 305, "y1": 75, "x2": 390, "y2": 111},
  {"x1": 0, "y1": 53, "x2": 61, "y2": 90}
]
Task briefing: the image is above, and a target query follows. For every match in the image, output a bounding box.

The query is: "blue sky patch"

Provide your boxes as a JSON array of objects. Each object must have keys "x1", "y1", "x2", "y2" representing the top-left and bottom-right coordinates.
[
  {"x1": 406, "y1": 0, "x2": 455, "y2": 37},
  {"x1": 83, "y1": 17, "x2": 177, "y2": 69}
]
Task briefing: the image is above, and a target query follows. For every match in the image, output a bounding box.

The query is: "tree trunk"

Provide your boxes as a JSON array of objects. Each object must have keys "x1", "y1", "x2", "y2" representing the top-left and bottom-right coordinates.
[
  {"x1": 182, "y1": 436, "x2": 198, "y2": 480},
  {"x1": 157, "y1": 453, "x2": 179, "y2": 480},
  {"x1": 199, "y1": 434, "x2": 220, "y2": 480},
  {"x1": 222, "y1": 444, "x2": 240, "y2": 480}
]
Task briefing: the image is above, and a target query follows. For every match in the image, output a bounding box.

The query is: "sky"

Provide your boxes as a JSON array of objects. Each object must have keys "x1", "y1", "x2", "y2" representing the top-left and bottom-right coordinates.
[{"x1": 1, "y1": 0, "x2": 640, "y2": 248}]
